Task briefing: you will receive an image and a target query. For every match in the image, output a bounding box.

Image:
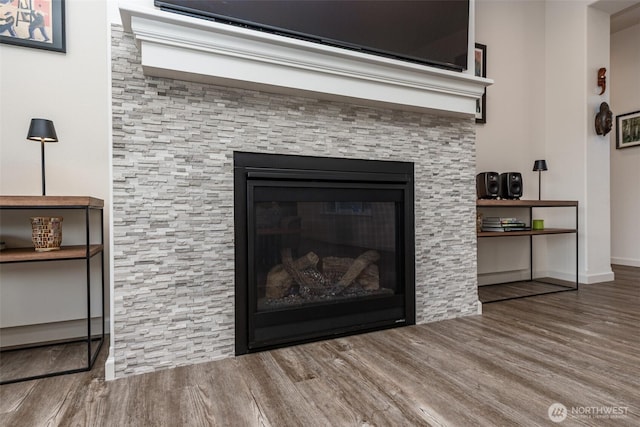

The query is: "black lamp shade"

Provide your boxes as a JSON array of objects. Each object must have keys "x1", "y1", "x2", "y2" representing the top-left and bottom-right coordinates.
[
  {"x1": 532, "y1": 160, "x2": 548, "y2": 171},
  {"x1": 27, "y1": 119, "x2": 58, "y2": 142}
]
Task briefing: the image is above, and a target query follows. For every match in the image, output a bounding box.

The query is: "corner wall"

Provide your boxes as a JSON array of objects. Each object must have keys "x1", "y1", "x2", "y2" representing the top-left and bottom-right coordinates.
[
  {"x1": 584, "y1": 6, "x2": 613, "y2": 281},
  {"x1": 544, "y1": 2, "x2": 613, "y2": 284},
  {"x1": 111, "y1": 26, "x2": 480, "y2": 377}
]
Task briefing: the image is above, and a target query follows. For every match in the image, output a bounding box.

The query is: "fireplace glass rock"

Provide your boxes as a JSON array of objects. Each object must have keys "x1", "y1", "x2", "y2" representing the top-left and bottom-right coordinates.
[{"x1": 254, "y1": 200, "x2": 398, "y2": 312}]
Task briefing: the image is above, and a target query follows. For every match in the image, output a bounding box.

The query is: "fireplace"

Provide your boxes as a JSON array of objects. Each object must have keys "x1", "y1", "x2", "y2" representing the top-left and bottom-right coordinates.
[
  {"x1": 234, "y1": 152, "x2": 415, "y2": 354},
  {"x1": 113, "y1": 6, "x2": 483, "y2": 377}
]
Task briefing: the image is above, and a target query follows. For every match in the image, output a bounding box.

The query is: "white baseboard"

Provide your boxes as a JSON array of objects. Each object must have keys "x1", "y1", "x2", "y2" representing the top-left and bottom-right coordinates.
[
  {"x1": 582, "y1": 271, "x2": 615, "y2": 284},
  {"x1": 0, "y1": 317, "x2": 111, "y2": 348},
  {"x1": 478, "y1": 269, "x2": 530, "y2": 286},
  {"x1": 480, "y1": 268, "x2": 615, "y2": 286},
  {"x1": 611, "y1": 257, "x2": 640, "y2": 268},
  {"x1": 105, "y1": 346, "x2": 116, "y2": 381},
  {"x1": 546, "y1": 269, "x2": 615, "y2": 284}
]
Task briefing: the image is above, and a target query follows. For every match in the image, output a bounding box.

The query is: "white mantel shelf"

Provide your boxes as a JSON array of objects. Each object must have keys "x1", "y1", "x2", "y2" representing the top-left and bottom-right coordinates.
[{"x1": 119, "y1": 3, "x2": 492, "y2": 116}]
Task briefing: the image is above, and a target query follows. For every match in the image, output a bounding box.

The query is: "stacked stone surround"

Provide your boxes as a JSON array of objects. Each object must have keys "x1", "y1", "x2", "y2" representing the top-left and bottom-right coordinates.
[{"x1": 111, "y1": 26, "x2": 479, "y2": 378}]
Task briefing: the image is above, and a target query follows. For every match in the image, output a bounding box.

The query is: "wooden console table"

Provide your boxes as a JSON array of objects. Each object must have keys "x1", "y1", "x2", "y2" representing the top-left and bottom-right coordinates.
[
  {"x1": 0, "y1": 196, "x2": 105, "y2": 384},
  {"x1": 477, "y1": 199, "x2": 578, "y2": 303}
]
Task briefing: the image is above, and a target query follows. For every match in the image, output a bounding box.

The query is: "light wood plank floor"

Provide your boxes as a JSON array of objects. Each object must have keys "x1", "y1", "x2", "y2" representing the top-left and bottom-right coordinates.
[
  {"x1": 1, "y1": 265, "x2": 638, "y2": 426},
  {"x1": 0, "y1": 339, "x2": 103, "y2": 384}
]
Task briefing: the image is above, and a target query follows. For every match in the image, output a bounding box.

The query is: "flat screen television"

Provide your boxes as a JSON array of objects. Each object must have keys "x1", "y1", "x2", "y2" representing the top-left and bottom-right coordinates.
[{"x1": 154, "y1": 1, "x2": 470, "y2": 72}]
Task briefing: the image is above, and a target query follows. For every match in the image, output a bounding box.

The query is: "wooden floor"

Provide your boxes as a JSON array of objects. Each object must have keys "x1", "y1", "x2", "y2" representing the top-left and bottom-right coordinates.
[
  {"x1": 0, "y1": 339, "x2": 103, "y2": 384},
  {"x1": 1, "y1": 265, "x2": 638, "y2": 426}
]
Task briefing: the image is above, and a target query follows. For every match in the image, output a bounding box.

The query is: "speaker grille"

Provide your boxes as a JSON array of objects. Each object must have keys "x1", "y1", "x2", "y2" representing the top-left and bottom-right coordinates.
[
  {"x1": 476, "y1": 172, "x2": 500, "y2": 199},
  {"x1": 500, "y1": 172, "x2": 523, "y2": 199}
]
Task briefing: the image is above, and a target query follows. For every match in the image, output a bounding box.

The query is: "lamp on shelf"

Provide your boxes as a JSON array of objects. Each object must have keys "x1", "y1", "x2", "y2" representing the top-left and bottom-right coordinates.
[
  {"x1": 532, "y1": 159, "x2": 548, "y2": 200},
  {"x1": 27, "y1": 118, "x2": 58, "y2": 196}
]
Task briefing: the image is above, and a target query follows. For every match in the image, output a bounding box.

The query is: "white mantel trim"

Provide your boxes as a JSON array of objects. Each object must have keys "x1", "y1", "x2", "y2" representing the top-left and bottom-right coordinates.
[{"x1": 119, "y1": 3, "x2": 492, "y2": 115}]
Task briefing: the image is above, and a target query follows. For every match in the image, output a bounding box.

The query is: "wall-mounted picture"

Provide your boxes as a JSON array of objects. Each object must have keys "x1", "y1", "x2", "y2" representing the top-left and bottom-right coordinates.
[
  {"x1": 0, "y1": 0, "x2": 65, "y2": 53},
  {"x1": 475, "y1": 43, "x2": 487, "y2": 124},
  {"x1": 616, "y1": 110, "x2": 640, "y2": 149}
]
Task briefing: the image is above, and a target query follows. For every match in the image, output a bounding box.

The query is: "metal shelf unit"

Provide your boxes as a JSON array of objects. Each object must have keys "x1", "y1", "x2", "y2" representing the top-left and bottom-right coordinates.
[
  {"x1": 477, "y1": 199, "x2": 579, "y2": 303},
  {"x1": 0, "y1": 196, "x2": 105, "y2": 384}
]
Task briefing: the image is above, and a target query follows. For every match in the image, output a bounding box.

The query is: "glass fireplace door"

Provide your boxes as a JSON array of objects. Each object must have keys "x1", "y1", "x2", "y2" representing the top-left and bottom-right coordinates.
[{"x1": 247, "y1": 183, "x2": 407, "y2": 349}]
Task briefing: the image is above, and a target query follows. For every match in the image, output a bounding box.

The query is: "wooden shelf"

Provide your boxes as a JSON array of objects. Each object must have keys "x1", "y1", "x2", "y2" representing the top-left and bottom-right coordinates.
[
  {"x1": 0, "y1": 196, "x2": 104, "y2": 209},
  {"x1": 476, "y1": 199, "x2": 578, "y2": 208},
  {"x1": 478, "y1": 228, "x2": 576, "y2": 238},
  {"x1": 0, "y1": 245, "x2": 104, "y2": 263}
]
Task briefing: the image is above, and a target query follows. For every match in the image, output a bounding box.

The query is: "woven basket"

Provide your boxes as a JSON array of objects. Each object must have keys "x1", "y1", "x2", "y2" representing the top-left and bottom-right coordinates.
[{"x1": 30, "y1": 216, "x2": 63, "y2": 252}]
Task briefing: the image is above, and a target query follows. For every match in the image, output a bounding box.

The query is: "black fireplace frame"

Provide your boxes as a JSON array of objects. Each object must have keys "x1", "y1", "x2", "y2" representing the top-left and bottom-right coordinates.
[{"x1": 234, "y1": 151, "x2": 415, "y2": 354}]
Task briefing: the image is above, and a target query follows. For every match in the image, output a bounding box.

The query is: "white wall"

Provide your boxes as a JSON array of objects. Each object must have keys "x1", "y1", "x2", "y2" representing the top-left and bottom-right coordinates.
[
  {"x1": 0, "y1": 0, "x2": 110, "y2": 345},
  {"x1": 475, "y1": 0, "x2": 553, "y2": 283},
  {"x1": 610, "y1": 22, "x2": 640, "y2": 267},
  {"x1": 475, "y1": 0, "x2": 546, "y2": 183}
]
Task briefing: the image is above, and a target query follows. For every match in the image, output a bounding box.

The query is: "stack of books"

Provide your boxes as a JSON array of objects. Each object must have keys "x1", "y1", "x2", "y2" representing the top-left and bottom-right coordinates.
[{"x1": 481, "y1": 217, "x2": 530, "y2": 232}]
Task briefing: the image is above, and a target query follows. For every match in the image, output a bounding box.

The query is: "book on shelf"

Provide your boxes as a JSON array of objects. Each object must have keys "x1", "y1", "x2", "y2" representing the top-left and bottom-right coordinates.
[
  {"x1": 481, "y1": 216, "x2": 530, "y2": 232},
  {"x1": 482, "y1": 217, "x2": 523, "y2": 224},
  {"x1": 481, "y1": 226, "x2": 531, "y2": 232}
]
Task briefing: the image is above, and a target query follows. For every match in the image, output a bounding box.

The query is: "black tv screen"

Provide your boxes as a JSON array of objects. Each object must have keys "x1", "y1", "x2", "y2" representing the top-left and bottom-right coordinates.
[{"x1": 154, "y1": 1, "x2": 470, "y2": 71}]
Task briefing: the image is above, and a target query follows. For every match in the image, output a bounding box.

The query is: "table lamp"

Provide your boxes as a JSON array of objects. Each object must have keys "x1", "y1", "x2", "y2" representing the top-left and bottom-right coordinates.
[
  {"x1": 27, "y1": 118, "x2": 58, "y2": 196},
  {"x1": 532, "y1": 159, "x2": 548, "y2": 200}
]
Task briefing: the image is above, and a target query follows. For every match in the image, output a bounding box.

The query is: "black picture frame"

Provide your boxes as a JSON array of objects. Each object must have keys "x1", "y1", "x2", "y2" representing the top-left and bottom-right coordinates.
[
  {"x1": 0, "y1": 0, "x2": 66, "y2": 53},
  {"x1": 616, "y1": 110, "x2": 640, "y2": 149},
  {"x1": 475, "y1": 43, "x2": 487, "y2": 124}
]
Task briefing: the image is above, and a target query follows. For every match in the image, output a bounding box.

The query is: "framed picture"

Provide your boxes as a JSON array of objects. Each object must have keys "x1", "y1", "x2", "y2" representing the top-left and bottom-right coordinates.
[
  {"x1": 0, "y1": 0, "x2": 65, "y2": 53},
  {"x1": 616, "y1": 110, "x2": 640, "y2": 149},
  {"x1": 475, "y1": 43, "x2": 487, "y2": 124}
]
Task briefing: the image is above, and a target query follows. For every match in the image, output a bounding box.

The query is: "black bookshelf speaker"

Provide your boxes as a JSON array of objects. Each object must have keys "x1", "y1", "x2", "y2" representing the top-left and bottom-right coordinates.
[
  {"x1": 500, "y1": 172, "x2": 523, "y2": 199},
  {"x1": 476, "y1": 172, "x2": 500, "y2": 199}
]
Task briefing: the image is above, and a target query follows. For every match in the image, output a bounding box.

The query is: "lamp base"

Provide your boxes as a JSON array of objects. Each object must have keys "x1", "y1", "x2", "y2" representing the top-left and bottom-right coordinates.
[{"x1": 41, "y1": 140, "x2": 46, "y2": 196}]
